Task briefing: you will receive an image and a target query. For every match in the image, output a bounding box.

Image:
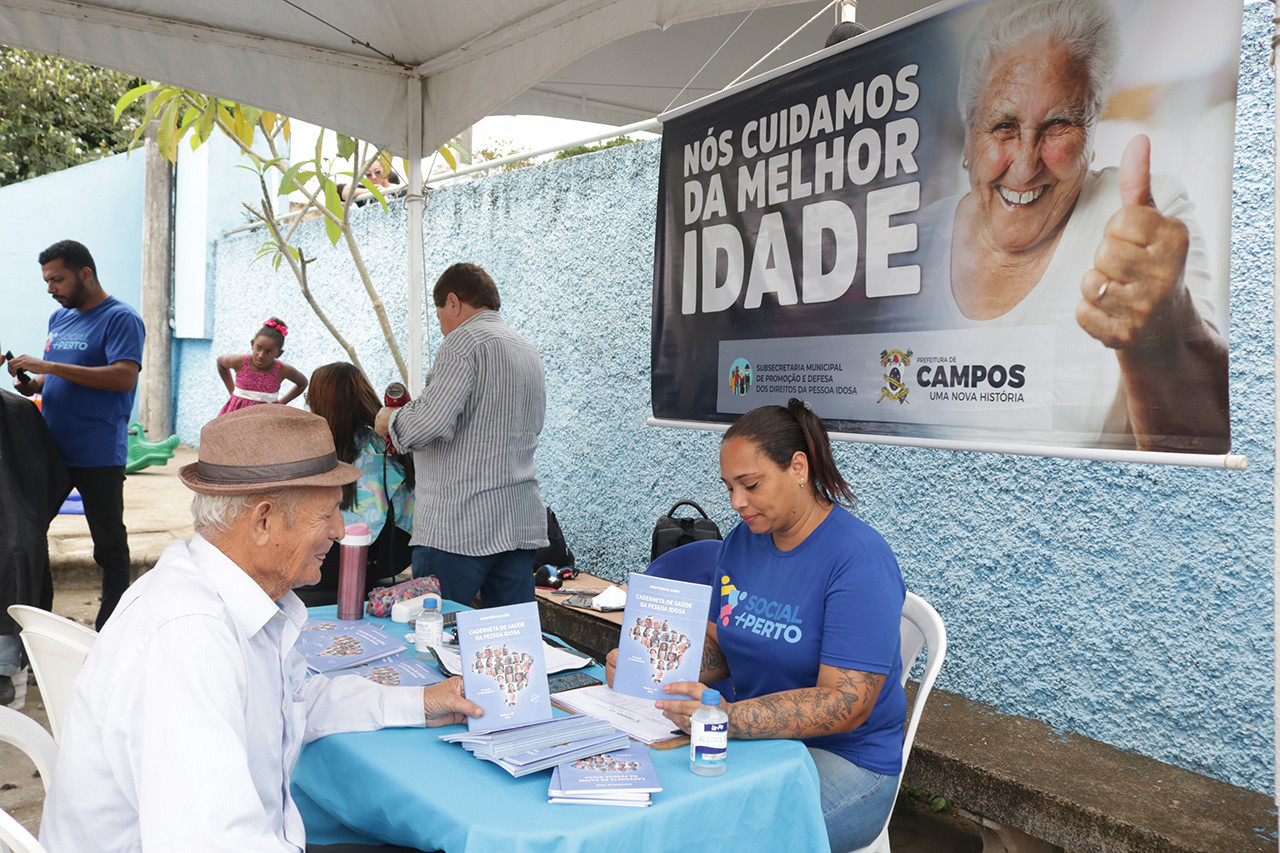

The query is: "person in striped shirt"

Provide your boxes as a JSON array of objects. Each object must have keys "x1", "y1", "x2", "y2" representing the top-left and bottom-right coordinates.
[{"x1": 376, "y1": 262, "x2": 549, "y2": 607}]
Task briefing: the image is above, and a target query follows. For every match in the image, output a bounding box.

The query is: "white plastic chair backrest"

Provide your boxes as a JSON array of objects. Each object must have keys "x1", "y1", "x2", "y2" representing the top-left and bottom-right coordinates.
[
  {"x1": 897, "y1": 592, "x2": 947, "y2": 778},
  {"x1": 6, "y1": 606, "x2": 97, "y2": 744},
  {"x1": 0, "y1": 805, "x2": 48, "y2": 853},
  {"x1": 846, "y1": 590, "x2": 948, "y2": 853},
  {"x1": 0, "y1": 706, "x2": 57, "y2": 794}
]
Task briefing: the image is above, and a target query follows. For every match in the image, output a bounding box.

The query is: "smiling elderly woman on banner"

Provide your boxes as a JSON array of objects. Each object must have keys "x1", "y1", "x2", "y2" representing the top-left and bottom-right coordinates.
[{"x1": 923, "y1": 0, "x2": 1228, "y2": 452}]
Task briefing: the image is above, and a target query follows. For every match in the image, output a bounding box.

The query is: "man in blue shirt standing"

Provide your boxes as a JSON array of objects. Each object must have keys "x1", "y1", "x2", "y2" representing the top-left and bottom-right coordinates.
[{"x1": 8, "y1": 240, "x2": 145, "y2": 634}]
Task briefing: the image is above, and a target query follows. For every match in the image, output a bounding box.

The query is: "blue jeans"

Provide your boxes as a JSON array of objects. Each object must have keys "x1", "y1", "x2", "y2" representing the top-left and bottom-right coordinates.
[
  {"x1": 0, "y1": 635, "x2": 20, "y2": 678},
  {"x1": 808, "y1": 747, "x2": 900, "y2": 852},
  {"x1": 411, "y1": 547, "x2": 535, "y2": 609}
]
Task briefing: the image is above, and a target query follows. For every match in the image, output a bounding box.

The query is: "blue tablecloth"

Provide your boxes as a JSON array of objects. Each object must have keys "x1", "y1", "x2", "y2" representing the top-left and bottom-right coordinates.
[{"x1": 292, "y1": 605, "x2": 830, "y2": 852}]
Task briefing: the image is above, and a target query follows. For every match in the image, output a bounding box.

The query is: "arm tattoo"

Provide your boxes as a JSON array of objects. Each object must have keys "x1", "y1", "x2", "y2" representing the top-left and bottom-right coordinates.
[
  {"x1": 728, "y1": 669, "x2": 885, "y2": 740},
  {"x1": 701, "y1": 634, "x2": 728, "y2": 679}
]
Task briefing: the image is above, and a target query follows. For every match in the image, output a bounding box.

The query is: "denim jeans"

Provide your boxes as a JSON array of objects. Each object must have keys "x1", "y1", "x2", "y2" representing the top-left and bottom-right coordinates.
[
  {"x1": 808, "y1": 747, "x2": 900, "y2": 851},
  {"x1": 411, "y1": 546, "x2": 535, "y2": 609}
]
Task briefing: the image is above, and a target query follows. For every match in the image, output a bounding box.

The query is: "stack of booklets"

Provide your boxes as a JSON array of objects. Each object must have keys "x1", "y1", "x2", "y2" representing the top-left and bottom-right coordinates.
[
  {"x1": 548, "y1": 743, "x2": 663, "y2": 807},
  {"x1": 294, "y1": 618, "x2": 405, "y2": 674},
  {"x1": 439, "y1": 714, "x2": 629, "y2": 777}
]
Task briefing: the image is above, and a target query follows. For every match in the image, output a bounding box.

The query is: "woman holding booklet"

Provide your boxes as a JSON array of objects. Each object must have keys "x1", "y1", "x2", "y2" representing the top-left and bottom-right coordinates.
[{"x1": 607, "y1": 398, "x2": 905, "y2": 852}]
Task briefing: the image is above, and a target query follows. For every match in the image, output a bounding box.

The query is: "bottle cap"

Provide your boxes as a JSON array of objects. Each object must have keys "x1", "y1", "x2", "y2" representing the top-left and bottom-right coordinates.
[
  {"x1": 701, "y1": 688, "x2": 721, "y2": 705},
  {"x1": 341, "y1": 522, "x2": 373, "y2": 547},
  {"x1": 422, "y1": 598, "x2": 439, "y2": 611}
]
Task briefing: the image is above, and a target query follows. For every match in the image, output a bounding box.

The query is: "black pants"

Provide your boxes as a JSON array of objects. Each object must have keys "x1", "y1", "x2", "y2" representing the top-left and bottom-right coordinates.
[{"x1": 68, "y1": 466, "x2": 130, "y2": 630}]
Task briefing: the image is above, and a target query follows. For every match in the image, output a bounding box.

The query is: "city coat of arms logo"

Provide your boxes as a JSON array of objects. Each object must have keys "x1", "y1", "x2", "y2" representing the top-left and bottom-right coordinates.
[{"x1": 878, "y1": 348, "x2": 912, "y2": 404}]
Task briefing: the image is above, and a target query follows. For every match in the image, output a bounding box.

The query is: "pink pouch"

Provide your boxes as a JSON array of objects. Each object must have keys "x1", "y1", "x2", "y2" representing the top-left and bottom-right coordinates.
[{"x1": 365, "y1": 576, "x2": 441, "y2": 618}]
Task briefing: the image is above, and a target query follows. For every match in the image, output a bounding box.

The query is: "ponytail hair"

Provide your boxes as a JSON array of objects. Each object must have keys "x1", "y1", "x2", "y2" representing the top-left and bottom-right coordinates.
[
  {"x1": 257, "y1": 317, "x2": 288, "y2": 350},
  {"x1": 723, "y1": 398, "x2": 857, "y2": 508}
]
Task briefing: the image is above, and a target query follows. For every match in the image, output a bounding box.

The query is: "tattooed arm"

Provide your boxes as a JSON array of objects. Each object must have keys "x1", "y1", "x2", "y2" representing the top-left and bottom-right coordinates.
[
  {"x1": 658, "y1": 663, "x2": 885, "y2": 739},
  {"x1": 699, "y1": 622, "x2": 730, "y2": 684}
]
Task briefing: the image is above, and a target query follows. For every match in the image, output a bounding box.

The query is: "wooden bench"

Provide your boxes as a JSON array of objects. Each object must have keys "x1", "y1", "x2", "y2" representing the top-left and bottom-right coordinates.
[{"x1": 535, "y1": 578, "x2": 1275, "y2": 853}]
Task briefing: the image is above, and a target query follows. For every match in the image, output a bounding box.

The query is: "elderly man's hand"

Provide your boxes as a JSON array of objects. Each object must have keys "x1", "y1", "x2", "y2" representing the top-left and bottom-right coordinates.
[
  {"x1": 1076, "y1": 134, "x2": 1198, "y2": 350},
  {"x1": 422, "y1": 676, "x2": 484, "y2": 727},
  {"x1": 374, "y1": 406, "x2": 394, "y2": 438}
]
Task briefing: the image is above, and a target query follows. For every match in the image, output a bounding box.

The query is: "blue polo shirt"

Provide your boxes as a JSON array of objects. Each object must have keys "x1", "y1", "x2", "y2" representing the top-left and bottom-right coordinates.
[{"x1": 41, "y1": 296, "x2": 145, "y2": 467}]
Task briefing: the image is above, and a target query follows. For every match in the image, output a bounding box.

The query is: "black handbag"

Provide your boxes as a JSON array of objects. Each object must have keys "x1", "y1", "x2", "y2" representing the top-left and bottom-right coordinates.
[{"x1": 651, "y1": 500, "x2": 723, "y2": 562}]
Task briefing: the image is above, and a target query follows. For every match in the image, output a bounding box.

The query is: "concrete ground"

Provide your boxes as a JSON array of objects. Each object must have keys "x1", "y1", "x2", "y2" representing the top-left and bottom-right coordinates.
[{"x1": 3, "y1": 446, "x2": 986, "y2": 851}]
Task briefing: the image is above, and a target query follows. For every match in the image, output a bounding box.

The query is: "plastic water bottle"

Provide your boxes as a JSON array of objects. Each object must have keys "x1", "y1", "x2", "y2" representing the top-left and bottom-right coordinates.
[
  {"x1": 415, "y1": 597, "x2": 443, "y2": 659},
  {"x1": 689, "y1": 688, "x2": 728, "y2": 776}
]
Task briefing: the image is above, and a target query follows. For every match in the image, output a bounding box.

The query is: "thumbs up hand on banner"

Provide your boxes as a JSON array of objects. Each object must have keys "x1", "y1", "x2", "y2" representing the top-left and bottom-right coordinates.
[
  {"x1": 1074, "y1": 133, "x2": 1228, "y2": 451},
  {"x1": 1075, "y1": 134, "x2": 1195, "y2": 351}
]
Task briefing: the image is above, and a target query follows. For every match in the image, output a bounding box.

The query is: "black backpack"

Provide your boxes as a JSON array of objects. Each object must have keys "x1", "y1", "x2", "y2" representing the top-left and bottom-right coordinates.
[
  {"x1": 651, "y1": 500, "x2": 722, "y2": 562},
  {"x1": 534, "y1": 506, "x2": 574, "y2": 568}
]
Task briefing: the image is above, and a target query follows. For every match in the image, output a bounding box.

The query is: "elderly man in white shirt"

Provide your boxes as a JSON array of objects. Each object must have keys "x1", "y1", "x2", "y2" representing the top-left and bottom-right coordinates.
[{"x1": 41, "y1": 405, "x2": 482, "y2": 852}]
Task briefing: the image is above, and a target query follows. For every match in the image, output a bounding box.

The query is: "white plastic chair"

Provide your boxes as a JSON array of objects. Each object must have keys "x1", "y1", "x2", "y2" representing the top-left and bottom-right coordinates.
[
  {"x1": 0, "y1": 705, "x2": 58, "y2": 853},
  {"x1": 848, "y1": 591, "x2": 948, "y2": 853},
  {"x1": 0, "y1": 806, "x2": 48, "y2": 853},
  {"x1": 6, "y1": 606, "x2": 97, "y2": 744}
]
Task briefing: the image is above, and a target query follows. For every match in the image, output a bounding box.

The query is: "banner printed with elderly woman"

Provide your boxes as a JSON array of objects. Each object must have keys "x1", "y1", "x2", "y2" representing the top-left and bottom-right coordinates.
[{"x1": 652, "y1": 0, "x2": 1240, "y2": 456}]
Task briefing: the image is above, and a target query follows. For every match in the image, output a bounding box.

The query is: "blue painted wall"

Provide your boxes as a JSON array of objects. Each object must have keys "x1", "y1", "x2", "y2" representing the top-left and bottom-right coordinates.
[
  {"x1": 173, "y1": 4, "x2": 1274, "y2": 795},
  {"x1": 0, "y1": 152, "x2": 145, "y2": 360}
]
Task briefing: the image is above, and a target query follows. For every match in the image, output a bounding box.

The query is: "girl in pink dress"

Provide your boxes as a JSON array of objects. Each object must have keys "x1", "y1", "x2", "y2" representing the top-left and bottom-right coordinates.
[{"x1": 216, "y1": 317, "x2": 308, "y2": 415}]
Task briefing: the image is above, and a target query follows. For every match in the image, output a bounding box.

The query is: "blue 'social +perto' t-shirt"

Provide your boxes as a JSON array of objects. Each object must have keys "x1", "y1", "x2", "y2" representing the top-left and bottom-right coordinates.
[
  {"x1": 42, "y1": 296, "x2": 145, "y2": 467},
  {"x1": 713, "y1": 504, "x2": 906, "y2": 775}
]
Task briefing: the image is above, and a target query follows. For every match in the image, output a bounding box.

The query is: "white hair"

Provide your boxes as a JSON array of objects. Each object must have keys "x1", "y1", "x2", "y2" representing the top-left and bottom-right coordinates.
[
  {"x1": 958, "y1": 0, "x2": 1122, "y2": 129},
  {"x1": 190, "y1": 489, "x2": 309, "y2": 536}
]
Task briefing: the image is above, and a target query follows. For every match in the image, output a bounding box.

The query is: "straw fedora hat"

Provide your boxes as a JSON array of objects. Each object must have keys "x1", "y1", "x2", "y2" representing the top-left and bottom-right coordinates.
[{"x1": 179, "y1": 405, "x2": 360, "y2": 495}]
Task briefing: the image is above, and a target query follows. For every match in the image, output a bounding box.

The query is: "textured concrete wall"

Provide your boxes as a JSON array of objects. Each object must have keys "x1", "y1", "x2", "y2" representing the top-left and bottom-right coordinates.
[{"x1": 176, "y1": 3, "x2": 1275, "y2": 794}]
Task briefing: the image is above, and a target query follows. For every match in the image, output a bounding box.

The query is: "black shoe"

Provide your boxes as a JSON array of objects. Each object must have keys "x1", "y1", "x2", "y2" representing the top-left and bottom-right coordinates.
[{"x1": 0, "y1": 676, "x2": 14, "y2": 706}]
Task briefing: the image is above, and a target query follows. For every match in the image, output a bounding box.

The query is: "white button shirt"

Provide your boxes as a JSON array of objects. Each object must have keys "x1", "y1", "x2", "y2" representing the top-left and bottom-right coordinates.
[{"x1": 41, "y1": 536, "x2": 426, "y2": 852}]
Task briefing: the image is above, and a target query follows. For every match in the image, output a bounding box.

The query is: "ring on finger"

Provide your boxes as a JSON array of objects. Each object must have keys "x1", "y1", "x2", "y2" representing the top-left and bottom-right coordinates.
[{"x1": 1097, "y1": 280, "x2": 1110, "y2": 301}]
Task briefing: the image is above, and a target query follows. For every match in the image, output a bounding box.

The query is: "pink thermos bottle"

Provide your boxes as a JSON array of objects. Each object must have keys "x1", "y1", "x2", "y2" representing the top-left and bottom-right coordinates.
[{"x1": 336, "y1": 522, "x2": 372, "y2": 620}]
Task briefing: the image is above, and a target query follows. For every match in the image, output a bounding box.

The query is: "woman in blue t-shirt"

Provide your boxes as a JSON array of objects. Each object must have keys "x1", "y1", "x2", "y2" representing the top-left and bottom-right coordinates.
[{"x1": 617, "y1": 398, "x2": 906, "y2": 850}]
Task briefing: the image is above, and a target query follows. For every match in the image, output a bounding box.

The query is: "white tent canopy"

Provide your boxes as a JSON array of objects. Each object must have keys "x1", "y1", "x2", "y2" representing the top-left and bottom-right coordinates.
[
  {"x1": 0, "y1": 0, "x2": 935, "y2": 384},
  {"x1": 0, "y1": 0, "x2": 938, "y2": 159}
]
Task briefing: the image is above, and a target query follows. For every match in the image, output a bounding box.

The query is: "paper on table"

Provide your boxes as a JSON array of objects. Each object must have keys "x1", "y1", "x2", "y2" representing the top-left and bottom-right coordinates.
[{"x1": 550, "y1": 684, "x2": 676, "y2": 745}]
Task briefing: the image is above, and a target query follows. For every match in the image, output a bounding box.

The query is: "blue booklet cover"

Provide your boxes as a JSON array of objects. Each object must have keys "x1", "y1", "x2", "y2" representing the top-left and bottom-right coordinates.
[
  {"x1": 612, "y1": 572, "x2": 711, "y2": 700},
  {"x1": 342, "y1": 657, "x2": 447, "y2": 687},
  {"x1": 294, "y1": 619, "x2": 405, "y2": 673},
  {"x1": 455, "y1": 602, "x2": 552, "y2": 732},
  {"x1": 549, "y1": 743, "x2": 663, "y2": 795}
]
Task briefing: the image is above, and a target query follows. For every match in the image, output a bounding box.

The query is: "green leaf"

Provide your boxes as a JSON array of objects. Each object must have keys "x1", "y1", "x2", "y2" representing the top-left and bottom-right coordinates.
[
  {"x1": 113, "y1": 82, "x2": 155, "y2": 123},
  {"x1": 278, "y1": 161, "x2": 307, "y2": 196},
  {"x1": 336, "y1": 134, "x2": 356, "y2": 160},
  {"x1": 322, "y1": 180, "x2": 343, "y2": 245},
  {"x1": 196, "y1": 100, "x2": 217, "y2": 145},
  {"x1": 360, "y1": 178, "x2": 388, "y2": 210}
]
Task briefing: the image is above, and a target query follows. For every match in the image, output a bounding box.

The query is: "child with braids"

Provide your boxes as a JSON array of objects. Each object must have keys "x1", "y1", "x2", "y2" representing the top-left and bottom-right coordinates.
[{"x1": 216, "y1": 317, "x2": 307, "y2": 415}]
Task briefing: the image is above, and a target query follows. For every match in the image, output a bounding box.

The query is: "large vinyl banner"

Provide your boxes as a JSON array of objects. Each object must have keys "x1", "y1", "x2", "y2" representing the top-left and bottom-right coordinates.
[{"x1": 652, "y1": 0, "x2": 1242, "y2": 458}]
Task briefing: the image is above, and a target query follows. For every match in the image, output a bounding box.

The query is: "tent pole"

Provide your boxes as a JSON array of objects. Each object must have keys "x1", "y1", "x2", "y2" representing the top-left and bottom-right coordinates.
[{"x1": 407, "y1": 75, "x2": 425, "y2": 391}]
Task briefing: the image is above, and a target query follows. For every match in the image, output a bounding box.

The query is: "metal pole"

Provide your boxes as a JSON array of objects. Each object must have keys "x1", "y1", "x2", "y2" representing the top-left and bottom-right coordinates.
[{"x1": 407, "y1": 76, "x2": 425, "y2": 390}]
